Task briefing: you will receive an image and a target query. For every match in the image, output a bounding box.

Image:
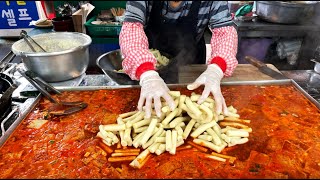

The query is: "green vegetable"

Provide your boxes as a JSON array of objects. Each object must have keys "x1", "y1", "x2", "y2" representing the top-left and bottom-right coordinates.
[{"x1": 149, "y1": 49, "x2": 170, "y2": 68}]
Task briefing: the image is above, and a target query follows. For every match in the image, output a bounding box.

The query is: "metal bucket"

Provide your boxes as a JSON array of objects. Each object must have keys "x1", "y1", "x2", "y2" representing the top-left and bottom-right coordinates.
[{"x1": 11, "y1": 32, "x2": 92, "y2": 82}]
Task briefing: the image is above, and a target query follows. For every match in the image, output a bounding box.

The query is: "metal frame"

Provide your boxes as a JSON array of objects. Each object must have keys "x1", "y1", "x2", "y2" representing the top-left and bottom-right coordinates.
[{"x1": 1, "y1": 79, "x2": 319, "y2": 146}]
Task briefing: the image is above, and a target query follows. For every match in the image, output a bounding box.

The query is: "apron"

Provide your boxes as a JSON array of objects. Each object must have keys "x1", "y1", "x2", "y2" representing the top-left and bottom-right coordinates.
[{"x1": 145, "y1": 1, "x2": 206, "y2": 83}]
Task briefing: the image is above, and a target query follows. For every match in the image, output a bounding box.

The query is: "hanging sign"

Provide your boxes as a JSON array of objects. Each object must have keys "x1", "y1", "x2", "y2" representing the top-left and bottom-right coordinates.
[{"x1": 0, "y1": 1, "x2": 40, "y2": 37}]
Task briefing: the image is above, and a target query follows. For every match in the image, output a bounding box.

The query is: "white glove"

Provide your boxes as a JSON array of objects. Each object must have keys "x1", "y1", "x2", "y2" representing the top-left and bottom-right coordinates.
[
  {"x1": 138, "y1": 70, "x2": 175, "y2": 118},
  {"x1": 187, "y1": 64, "x2": 229, "y2": 116}
]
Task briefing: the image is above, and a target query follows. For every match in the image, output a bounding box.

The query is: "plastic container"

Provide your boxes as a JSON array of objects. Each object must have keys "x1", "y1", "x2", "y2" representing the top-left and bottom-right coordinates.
[{"x1": 85, "y1": 16, "x2": 122, "y2": 37}]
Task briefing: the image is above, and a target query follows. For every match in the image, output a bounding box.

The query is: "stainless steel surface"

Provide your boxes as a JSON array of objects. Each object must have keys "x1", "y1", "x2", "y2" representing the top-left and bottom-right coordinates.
[
  {"x1": 11, "y1": 32, "x2": 92, "y2": 82},
  {"x1": 0, "y1": 97, "x2": 40, "y2": 147},
  {"x1": 256, "y1": 65, "x2": 288, "y2": 79},
  {"x1": 282, "y1": 70, "x2": 320, "y2": 103},
  {"x1": 1, "y1": 107, "x2": 18, "y2": 136},
  {"x1": 281, "y1": 70, "x2": 311, "y2": 82},
  {"x1": 0, "y1": 62, "x2": 88, "y2": 141},
  {"x1": 256, "y1": 1, "x2": 317, "y2": 24},
  {"x1": 308, "y1": 72, "x2": 320, "y2": 88},
  {"x1": 311, "y1": 47, "x2": 320, "y2": 74},
  {"x1": 245, "y1": 56, "x2": 288, "y2": 79},
  {"x1": 311, "y1": 59, "x2": 320, "y2": 74},
  {"x1": 0, "y1": 51, "x2": 16, "y2": 72},
  {"x1": 96, "y1": 49, "x2": 138, "y2": 85}
]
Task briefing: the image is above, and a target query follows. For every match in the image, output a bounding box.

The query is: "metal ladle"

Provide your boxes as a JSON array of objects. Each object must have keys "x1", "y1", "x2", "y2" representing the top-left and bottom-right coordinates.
[{"x1": 20, "y1": 30, "x2": 47, "y2": 52}]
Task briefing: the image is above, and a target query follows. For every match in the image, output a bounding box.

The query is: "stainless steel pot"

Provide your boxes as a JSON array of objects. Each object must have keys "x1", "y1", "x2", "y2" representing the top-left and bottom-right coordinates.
[
  {"x1": 11, "y1": 32, "x2": 92, "y2": 82},
  {"x1": 256, "y1": 1, "x2": 317, "y2": 24}
]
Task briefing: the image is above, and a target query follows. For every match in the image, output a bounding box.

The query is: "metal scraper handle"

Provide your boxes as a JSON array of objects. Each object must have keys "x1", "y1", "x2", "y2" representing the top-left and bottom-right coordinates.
[{"x1": 245, "y1": 56, "x2": 267, "y2": 68}]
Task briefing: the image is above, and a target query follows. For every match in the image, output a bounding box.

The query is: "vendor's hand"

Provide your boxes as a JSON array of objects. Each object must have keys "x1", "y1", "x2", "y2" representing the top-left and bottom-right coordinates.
[
  {"x1": 138, "y1": 70, "x2": 175, "y2": 118},
  {"x1": 187, "y1": 64, "x2": 229, "y2": 116}
]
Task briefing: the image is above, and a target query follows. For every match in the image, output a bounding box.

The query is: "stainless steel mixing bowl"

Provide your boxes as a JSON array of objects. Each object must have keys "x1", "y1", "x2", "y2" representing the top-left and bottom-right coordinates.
[
  {"x1": 256, "y1": 1, "x2": 317, "y2": 24},
  {"x1": 96, "y1": 49, "x2": 138, "y2": 85},
  {"x1": 12, "y1": 32, "x2": 92, "y2": 82}
]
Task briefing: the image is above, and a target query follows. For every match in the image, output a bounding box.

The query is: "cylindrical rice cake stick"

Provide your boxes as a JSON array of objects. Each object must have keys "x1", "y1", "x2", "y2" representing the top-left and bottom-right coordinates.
[
  {"x1": 124, "y1": 128, "x2": 132, "y2": 146},
  {"x1": 169, "y1": 91, "x2": 181, "y2": 97},
  {"x1": 179, "y1": 95, "x2": 186, "y2": 109},
  {"x1": 129, "y1": 149, "x2": 151, "y2": 168},
  {"x1": 148, "y1": 143, "x2": 161, "y2": 153},
  {"x1": 169, "y1": 117, "x2": 190, "y2": 128},
  {"x1": 102, "y1": 124, "x2": 126, "y2": 132},
  {"x1": 191, "y1": 121, "x2": 216, "y2": 138},
  {"x1": 182, "y1": 119, "x2": 196, "y2": 139},
  {"x1": 165, "y1": 130, "x2": 172, "y2": 151},
  {"x1": 169, "y1": 130, "x2": 177, "y2": 155},
  {"x1": 155, "y1": 144, "x2": 166, "y2": 155},
  {"x1": 155, "y1": 136, "x2": 166, "y2": 143},
  {"x1": 175, "y1": 125, "x2": 184, "y2": 136},
  {"x1": 193, "y1": 138, "x2": 225, "y2": 153},
  {"x1": 139, "y1": 118, "x2": 158, "y2": 145},
  {"x1": 162, "y1": 108, "x2": 179, "y2": 125},
  {"x1": 126, "y1": 112, "x2": 145, "y2": 128},
  {"x1": 198, "y1": 134, "x2": 213, "y2": 141},
  {"x1": 185, "y1": 97, "x2": 202, "y2": 116},
  {"x1": 133, "y1": 119, "x2": 151, "y2": 129},
  {"x1": 206, "y1": 128, "x2": 222, "y2": 145},
  {"x1": 119, "y1": 111, "x2": 138, "y2": 118},
  {"x1": 142, "y1": 127, "x2": 164, "y2": 149},
  {"x1": 226, "y1": 129, "x2": 249, "y2": 137},
  {"x1": 122, "y1": 111, "x2": 141, "y2": 122},
  {"x1": 134, "y1": 126, "x2": 148, "y2": 133}
]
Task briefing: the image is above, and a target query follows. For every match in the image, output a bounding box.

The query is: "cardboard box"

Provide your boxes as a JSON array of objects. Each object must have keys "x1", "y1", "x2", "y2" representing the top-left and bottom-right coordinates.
[
  {"x1": 72, "y1": 3, "x2": 95, "y2": 34},
  {"x1": 72, "y1": 9, "x2": 84, "y2": 33}
]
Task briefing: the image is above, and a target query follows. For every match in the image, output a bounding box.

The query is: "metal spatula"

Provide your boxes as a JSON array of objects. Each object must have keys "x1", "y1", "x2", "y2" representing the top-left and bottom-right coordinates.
[{"x1": 17, "y1": 69, "x2": 88, "y2": 116}]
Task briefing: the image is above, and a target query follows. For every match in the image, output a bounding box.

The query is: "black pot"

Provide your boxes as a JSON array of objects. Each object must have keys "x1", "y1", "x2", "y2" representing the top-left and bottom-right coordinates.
[{"x1": 52, "y1": 16, "x2": 75, "y2": 32}]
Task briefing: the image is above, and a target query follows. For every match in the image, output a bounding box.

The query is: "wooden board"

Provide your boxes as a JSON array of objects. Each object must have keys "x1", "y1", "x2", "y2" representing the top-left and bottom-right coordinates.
[{"x1": 178, "y1": 64, "x2": 282, "y2": 83}]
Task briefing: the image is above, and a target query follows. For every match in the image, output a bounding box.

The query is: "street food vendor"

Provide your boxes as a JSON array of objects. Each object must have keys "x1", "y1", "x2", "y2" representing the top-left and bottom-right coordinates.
[{"x1": 119, "y1": 1, "x2": 238, "y2": 118}]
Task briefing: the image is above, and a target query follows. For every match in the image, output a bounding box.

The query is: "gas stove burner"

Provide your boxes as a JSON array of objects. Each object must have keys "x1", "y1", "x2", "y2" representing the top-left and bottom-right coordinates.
[
  {"x1": 0, "y1": 106, "x2": 19, "y2": 137},
  {"x1": 0, "y1": 104, "x2": 12, "y2": 121}
]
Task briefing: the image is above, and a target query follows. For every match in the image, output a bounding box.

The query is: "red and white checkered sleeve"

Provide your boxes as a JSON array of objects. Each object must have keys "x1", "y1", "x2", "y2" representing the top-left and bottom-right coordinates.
[
  {"x1": 208, "y1": 26, "x2": 238, "y2": 77},
  {"x1": 119, "y1": 22, "x2": 157, "y2": 80}
]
